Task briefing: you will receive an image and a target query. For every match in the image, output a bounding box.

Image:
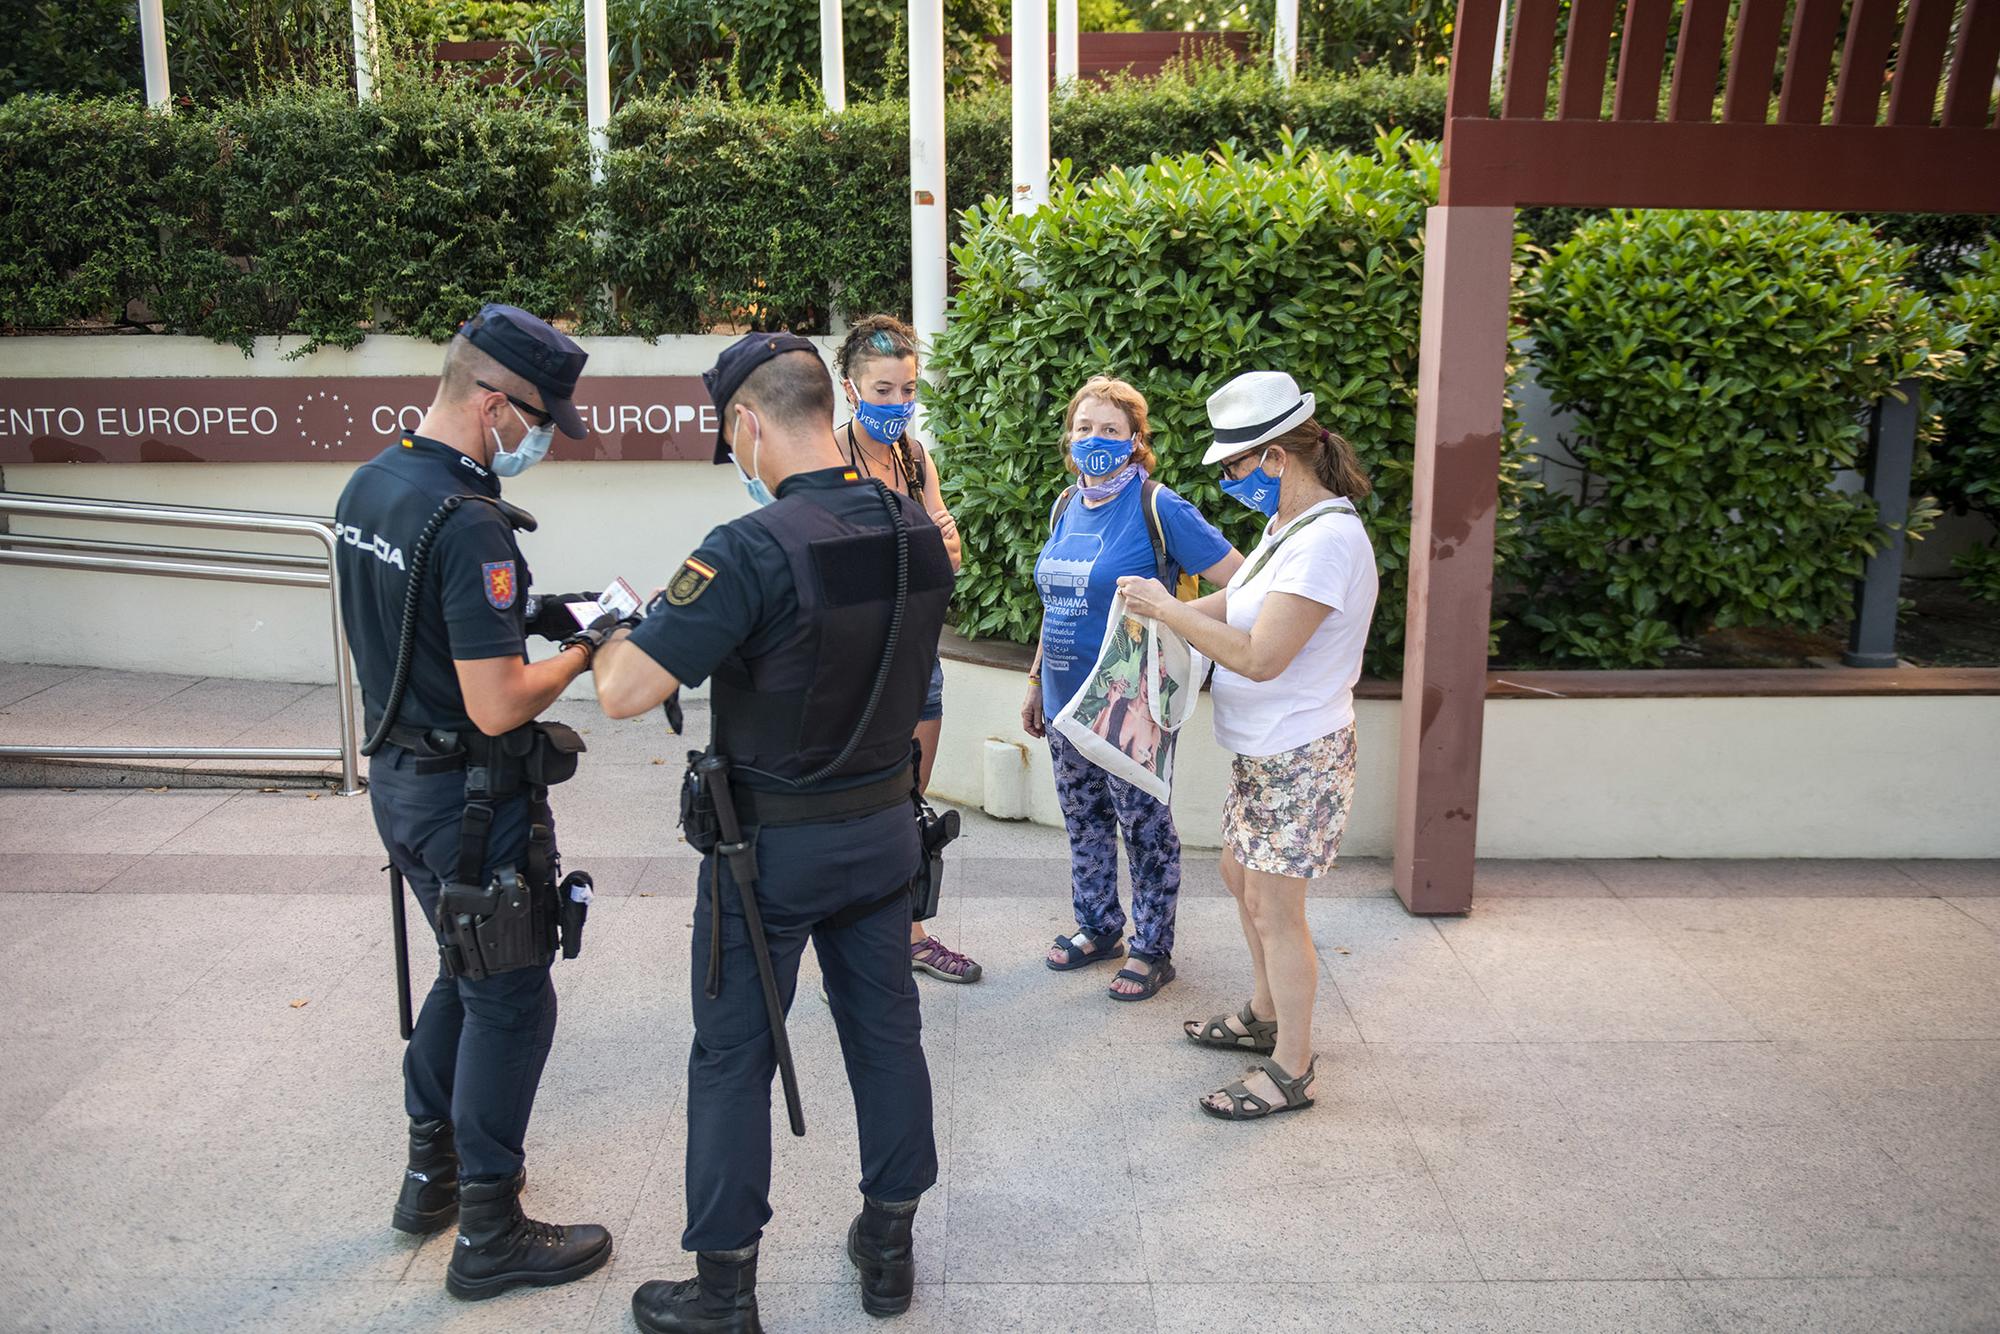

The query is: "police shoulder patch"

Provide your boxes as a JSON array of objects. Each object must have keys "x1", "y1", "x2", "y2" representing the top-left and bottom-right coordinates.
[
  {"x1": 666, "y1": 556, "x2": 716, "y2": 607},
  {"x1": 482, "y1": 560, "x2": 518, "y2": 610}
]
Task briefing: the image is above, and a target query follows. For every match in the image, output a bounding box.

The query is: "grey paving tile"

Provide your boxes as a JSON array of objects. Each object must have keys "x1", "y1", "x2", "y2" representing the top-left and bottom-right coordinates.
[
  {"x1": 0, "y1": 666, "x2": 203, "y2": 745},
  {"x1": 1434, "y1": 899, "x2": 1760, "y2": 1042},
  {"x1": 1900, "y1": 862, "x2": 2000, "y2": 896},
  {"x1": 0, "y1": 893, "x2": 229, "y2": 1037},
  {"x1": 0, "y1": 789, "x2": 129, "y2": 852},
  {"x1": 156, "y1": 789, "x2": 384, "y2": 856},
  {"x1": 1310, "y1": 897, "x2": 1515, "y2": 1043},
  {"x1": 1632, "y1": 898, "x2": 2000, "y2": 1041},
  {"x1": 1412, "y1": 1123, "x2": 1681, "y2": 1280},
  {"x1": 538, "y1": 766, "x2": 691, "y2": 857},
  {"x1": 1949, "y1": 896, "x2": 2000, "y2": 932},
  {"x1": 1154, "y1": 1281, "x2": 1712, "y2": 1334},
  {"x1": 1685, "y1": 1277, "x2": 2000, "y2": 1333},
  {"x1": 1471, "y1": 861, "x2": 1612, "y2": 898},
  {"x1": 1369, "y1": 1042, "x2": 1578, "y2": 1136},
  {"x1": 1590, "y1": 859, "x2": 1734, "y2": 898},
  {"x1": 0, "y1": 660, "x2": 82, "y2": 709},
  {"x1": 96, "y1": 851, "x2": 333, "y2": 894},
  {"x1": 1698, "y1": 859, "x2": 1930, "y2": 896},
  {"x1": 0, "y1": 1035, "x2": 118, "y2": 1130},
  {"x1": 6, "y1": 1276, "x2": 400, "y2": 1334},
  {"x1": 107, "y1": 675, "x2": 318, "y2": 748},
  {"x1": 1135, "y1": 1146, "x2": 1479, "y2": 1284},
  {"x1": 0, "y1": 850, "x2": 138, "y2": 891},
  {"x1": 1601, "y1": 1126, "x2": 1997, "y2": 1279},
  {"x1": 374, "y1": 1273, "x2": 612, "y2": 1333},
  {"x1": 945, "y1": 1183, "x2": 1145, "y2": 1284},
  {"x1": 1526, "y1": 1040, "x2": 1845, "y2": 1136}
]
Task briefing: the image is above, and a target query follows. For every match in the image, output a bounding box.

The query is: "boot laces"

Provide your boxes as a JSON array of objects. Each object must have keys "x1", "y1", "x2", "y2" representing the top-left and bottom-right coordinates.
[{"x1": 518, "y1": 1216, "x2": 566, "y2": 1247}]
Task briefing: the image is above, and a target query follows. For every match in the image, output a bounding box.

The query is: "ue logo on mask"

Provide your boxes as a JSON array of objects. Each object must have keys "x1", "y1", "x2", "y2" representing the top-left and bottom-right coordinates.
[{"x1": 1079, "y1": 447, "x2": 1119, "y2": 475}]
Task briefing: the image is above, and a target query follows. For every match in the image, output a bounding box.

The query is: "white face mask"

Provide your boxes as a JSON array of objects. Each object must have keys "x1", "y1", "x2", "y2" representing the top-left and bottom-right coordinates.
[
  {"x1": 728, "y1": 407, "x2": 775, "y2": 507},
  {"x1": 490, "y1": 402, "x2": 554, "y2": 478}
]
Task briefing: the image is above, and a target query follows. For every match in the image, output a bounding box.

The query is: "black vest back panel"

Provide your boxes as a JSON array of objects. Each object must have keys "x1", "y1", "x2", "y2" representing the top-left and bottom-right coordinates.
[{"x1": 711, "y1": 483, "x2": 953, "y2": 786}]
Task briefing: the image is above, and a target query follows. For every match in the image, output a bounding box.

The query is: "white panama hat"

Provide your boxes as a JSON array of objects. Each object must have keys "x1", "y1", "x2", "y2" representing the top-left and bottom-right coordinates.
[{"x1": 1201, "y1": 371, "x2": 1316, "y2": 466}]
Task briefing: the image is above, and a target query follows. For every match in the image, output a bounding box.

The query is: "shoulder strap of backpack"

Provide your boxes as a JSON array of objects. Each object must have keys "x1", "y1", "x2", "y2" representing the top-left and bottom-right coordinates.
[
  {"x1": 1142, "y1": 480, "x2": 1171, "y2": 586},
  {"x1": 1049, "y1": 485, "x2": 1077, "y2": 532}
]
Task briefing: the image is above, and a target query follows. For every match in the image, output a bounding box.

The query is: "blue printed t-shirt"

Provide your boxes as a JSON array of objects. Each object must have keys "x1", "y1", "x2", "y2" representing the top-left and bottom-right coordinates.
[{"x1": 1033, "y1": 481, "x2": 1231, "y2": 716}]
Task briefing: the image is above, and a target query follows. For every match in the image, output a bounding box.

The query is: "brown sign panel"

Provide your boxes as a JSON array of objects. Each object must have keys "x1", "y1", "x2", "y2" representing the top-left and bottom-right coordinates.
[{"x1": 0, "y1": 376, "x2": 719, "y2": 464}]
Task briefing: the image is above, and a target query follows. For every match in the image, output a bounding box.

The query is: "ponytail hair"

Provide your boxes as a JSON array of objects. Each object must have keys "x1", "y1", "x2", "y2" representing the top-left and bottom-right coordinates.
[{"x1": 1268, "y1": 418, "x2": 1371, "y2": 501}]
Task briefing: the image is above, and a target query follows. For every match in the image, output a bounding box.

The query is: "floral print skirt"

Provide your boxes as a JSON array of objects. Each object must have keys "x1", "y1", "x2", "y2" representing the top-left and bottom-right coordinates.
[{"x1": 1223, "y1": 725, "x2": 1358, "y2": 880}]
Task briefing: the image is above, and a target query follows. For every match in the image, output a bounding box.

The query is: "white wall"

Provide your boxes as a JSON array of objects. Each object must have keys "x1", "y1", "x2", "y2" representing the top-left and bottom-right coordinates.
[{"x1": 929, "y1": 657, "x2": 2000, "y2": 858}]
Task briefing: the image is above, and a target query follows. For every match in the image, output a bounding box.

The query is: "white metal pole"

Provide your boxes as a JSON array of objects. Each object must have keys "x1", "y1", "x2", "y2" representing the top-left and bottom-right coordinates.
[
  {"x1": 584, "y1": 0, "x2": 611, "y2": 181},
  {"x1": 1055, "y1": 0, "x2": 1078, "y2": 95},
  {"x1": 821, "y1": 0, "x2": 847, "y2": 112},
  {"x1": 1010, "y1": 0, "x2": 1049, "y2": 212},
  {"x1": 909, "y1": 0, "x2": 948, "y2": 350},
  {"x1": 138, "y1": 0, "x2": 171, "y2": 110},
  {"x1": 350, "y1": 0, "x2": 380, "y2": 100},
  {"x1": 1492, "y1": 0, "x2": 1510, "y2": 88},
  {"x1": 1274, "y1": 0, "x2": 1298, "y2": 85}
]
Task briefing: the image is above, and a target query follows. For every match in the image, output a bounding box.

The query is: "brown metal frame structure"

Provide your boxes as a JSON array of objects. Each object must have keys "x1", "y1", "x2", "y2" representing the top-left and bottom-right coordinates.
[{"x1": 1395, "y1": 0, "x2": 2000, "y2": 914}]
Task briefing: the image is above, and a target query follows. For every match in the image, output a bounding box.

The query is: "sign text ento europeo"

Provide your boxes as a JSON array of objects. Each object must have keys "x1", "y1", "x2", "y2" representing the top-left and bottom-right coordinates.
[{"x1": 0, "y1": 376, "x2": 719, "y2": 464}]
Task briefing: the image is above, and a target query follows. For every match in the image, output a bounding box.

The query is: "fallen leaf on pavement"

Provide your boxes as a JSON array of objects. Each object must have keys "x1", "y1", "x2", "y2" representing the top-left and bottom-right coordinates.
[{"x1": 289, "y1": 998, "x2": 310, "y2": 1008}]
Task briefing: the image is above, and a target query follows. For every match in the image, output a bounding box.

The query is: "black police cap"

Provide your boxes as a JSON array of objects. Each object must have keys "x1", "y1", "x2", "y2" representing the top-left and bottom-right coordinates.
[
  {"x1": 460, "y1": 304, "x2": 590, "y2": 441},
  {"x1": 701, "y1": 332, "x2": 824, "y2": 464}
]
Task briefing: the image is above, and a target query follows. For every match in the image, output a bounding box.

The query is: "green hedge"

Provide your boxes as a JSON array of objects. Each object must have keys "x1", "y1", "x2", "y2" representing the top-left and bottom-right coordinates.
[
  {"x1": 1932, "y1": 239, "x2": 2000, "y2": 602},
  {"x1": 1517, "y1": 210, "x2": 1960, "y2": 667},
  {"x1": 924, "y1": 133, "x2": 1530, "y2": 674},
  {"x1": 1, "y1": 63, "x2": 1443, "y2": 347}
]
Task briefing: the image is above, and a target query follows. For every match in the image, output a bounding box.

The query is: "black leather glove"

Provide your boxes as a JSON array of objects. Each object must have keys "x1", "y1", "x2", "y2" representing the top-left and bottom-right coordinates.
[
  {"x1": 560, "y1": 611, "x2": 621, "y2": 668},
  {"x1": 525, "y1": 592, "x2": 600, "y2": 641}
]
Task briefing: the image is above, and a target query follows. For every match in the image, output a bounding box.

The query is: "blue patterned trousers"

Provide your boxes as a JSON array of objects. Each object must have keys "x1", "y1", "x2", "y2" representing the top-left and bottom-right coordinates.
[{"x1": 1047, "y1": 727, "x2": 1182, "y2": 960}]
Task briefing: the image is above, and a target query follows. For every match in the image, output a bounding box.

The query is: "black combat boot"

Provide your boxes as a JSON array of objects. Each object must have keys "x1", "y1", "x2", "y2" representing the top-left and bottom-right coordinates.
[
  {"x1": 391, "y1": 1118, "x2": 459, "y2": 1234},
  {"x1": 846, "y1": 1195, "x2": 919, "y2": 1317},
  {"x1": 444, "y1": 1176, "x2": 612, "y2": 1300},
  {"x1": 631, "y1": 1245, "x2": 762, "y2": 1334}
]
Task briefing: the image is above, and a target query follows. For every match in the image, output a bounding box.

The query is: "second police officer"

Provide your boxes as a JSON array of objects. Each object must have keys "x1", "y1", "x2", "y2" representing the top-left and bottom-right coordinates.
[
  {"x1": 334, "y1": 304, "x2": 619, "y2": 1300},
  {"x1": 593, "y1": 333, "x2": 954, "y2": 1333}
]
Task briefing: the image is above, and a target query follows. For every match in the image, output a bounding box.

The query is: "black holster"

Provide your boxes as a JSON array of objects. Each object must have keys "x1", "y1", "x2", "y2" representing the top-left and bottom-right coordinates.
[
  {"x1": 434, "y1": 721, "x2": 589, "y2": 981},
  {"x1": 910, "y1": 791, "x2": 959, "y2": 924}
]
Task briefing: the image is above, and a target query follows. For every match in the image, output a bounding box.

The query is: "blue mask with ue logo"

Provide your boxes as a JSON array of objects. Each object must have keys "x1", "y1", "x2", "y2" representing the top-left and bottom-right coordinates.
[
  {"x1": 1069, "y1": 435, "x2": 1134, "y2": 478},
  {"x1": 1219, "y1": 448, "x2": 1282, "y2": 517}
]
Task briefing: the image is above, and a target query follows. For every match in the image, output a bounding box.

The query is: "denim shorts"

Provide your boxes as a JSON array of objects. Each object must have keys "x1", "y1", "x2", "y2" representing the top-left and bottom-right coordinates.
[{"x1": 919, "y1": 659, "x2": 944, "y2": 722}]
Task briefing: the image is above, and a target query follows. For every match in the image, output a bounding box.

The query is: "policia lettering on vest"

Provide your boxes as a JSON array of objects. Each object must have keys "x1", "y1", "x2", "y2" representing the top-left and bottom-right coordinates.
[
  {"x1": 334, "y1": 304, "x2": 625, "y2": 1303},
  {"x1": 593, "y1": 333, "x2": 956, "y2": 1334}
]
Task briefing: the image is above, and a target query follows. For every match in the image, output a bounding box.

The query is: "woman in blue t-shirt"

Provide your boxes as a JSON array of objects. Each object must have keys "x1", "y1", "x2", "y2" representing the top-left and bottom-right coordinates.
[{"x1": 1023, "y1": 375, "x2": 1242, "y2": 1000}]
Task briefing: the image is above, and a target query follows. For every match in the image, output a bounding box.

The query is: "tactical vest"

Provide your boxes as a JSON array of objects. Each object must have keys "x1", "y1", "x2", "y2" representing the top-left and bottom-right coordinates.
[{"x1": 710, "y1": 485, "x2": 954, "y2": 787}]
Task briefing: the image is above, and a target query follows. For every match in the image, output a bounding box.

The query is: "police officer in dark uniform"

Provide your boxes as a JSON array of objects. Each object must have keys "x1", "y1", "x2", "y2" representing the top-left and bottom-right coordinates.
[
  {"x1": 592, "y1": 333, "x2": 954, "y2": 1333},
  {"x1": 334, "y1": 304, "x2": 615, "y2": 1300}
]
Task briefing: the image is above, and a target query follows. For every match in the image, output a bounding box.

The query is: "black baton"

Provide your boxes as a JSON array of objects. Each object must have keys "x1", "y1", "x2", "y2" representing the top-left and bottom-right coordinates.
[
  {"x1": 697, "y1": 753, "x2": 806, "y2": 1138},
  {"x1": 389, "y1": 866, "x2": 414, "y2": 1041}
]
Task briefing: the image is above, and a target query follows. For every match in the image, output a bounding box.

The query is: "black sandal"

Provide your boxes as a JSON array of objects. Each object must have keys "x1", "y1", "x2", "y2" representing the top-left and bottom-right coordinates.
[
  {"x1": 1200, "y1": 1055, "x2": 1317, "y2": 1121},
  {"x1": 1045, "y1": 927, "x2": 1126, "y2": 971},
  {"x1": 1107, "y1": 956, "x2": 1175, "y2": 1002}
]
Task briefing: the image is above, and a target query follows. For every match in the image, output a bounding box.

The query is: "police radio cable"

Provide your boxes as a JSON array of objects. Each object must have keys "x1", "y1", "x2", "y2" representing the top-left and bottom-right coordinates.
[
  {"x1": 734, "y1": 478, "x2": 910, "y2": 790},
  {"x1": 358, "y1": 492, "x2": 537, "y2": 759},
  {"x1": 358, "y1": 497, "x2": 466, "y2": 758}
]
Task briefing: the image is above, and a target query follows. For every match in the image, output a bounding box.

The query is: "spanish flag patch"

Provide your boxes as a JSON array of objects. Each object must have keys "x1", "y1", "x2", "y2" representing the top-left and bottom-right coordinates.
[{"x1": 666, "y1": 556, "x2": 716, "y2": 606}]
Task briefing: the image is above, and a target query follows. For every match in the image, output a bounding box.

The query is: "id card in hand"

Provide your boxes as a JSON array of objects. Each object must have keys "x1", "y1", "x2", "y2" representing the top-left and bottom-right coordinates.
[{"x1": 568, "y1": 576, "x2": 642, "y2": 628}]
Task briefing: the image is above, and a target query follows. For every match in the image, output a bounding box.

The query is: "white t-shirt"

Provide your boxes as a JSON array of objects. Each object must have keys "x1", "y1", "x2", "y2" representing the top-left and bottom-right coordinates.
[{"x1": 1211, "y1": 499, "x2": 1379, "y2": 757}]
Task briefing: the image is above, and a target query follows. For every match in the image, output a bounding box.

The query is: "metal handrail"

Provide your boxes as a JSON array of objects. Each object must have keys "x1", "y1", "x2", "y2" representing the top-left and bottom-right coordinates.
[{"x1": 0, "y1": 491, "x2": 361, "y2": 794}]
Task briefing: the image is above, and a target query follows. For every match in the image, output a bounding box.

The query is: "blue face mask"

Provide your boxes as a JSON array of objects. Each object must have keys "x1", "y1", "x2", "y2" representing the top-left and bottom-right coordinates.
[
  {"x1": 1070, "y1": 434, "x2": 1134, "y2": 478},
  {"x1": 729, "y1": 408, "x2": 776, "y2": 508},
  {"x1": 490, "y1": 405, "x2": 554, "y2": 478},
  {"x1": 1219, "y1": 448, "x2": 1283, "y2": 517},
  {"x1": 850, "y1": 390, "x2": 915, "y2": 445}
]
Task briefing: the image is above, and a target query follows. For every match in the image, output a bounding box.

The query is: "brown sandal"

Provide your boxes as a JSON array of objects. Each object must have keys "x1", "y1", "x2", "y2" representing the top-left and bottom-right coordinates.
[
  {"x1": 1184, "y1": 1003, "x2": 1277, "y2": 1054},
  {"x1": 1199, "y1": 1055, "x2": 1317, "y2": 1121}
]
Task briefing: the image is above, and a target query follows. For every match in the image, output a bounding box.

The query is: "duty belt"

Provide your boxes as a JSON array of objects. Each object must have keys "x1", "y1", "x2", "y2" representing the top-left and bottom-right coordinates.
[
  {"x1": 727, "y1": 765, "x2": 913, "y2": 828},
  {"x1": 378, "y1": 723, "x2": 470, "y2": 773}
]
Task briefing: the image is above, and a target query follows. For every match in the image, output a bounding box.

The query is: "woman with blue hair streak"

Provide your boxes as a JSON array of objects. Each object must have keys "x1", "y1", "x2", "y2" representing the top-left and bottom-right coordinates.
[{"x1": 832, "y1": 315, "x2": 983, "y2": 985}]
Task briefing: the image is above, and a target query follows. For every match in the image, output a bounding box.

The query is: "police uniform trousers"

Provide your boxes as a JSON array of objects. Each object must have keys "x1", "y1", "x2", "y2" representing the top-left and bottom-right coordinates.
[
  {"x1": 370, "y1": 746, "x2": 559, "y2": 1183},
  {"x1": 684, "y1": 802, "x2": 938, "y2": 1252}
]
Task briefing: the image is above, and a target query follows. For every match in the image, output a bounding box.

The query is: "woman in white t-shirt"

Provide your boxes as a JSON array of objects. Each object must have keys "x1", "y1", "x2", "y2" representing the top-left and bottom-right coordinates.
[{"x1": 1118, "y1": 371, "x2": 1378, "y2": 1122}]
